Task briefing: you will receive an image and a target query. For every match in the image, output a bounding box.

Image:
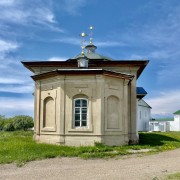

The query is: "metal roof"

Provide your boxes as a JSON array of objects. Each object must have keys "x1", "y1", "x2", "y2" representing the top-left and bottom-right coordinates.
[
  {"x1": 70, "y1": 44, "x2": 113, "y2": 61},
  {"x1": 136, "y1": 87, "x2": 147, "y2": 95},
  {"x1": 72, "y1": 52, "x2": 113, "y2": 61},
  {"x1": 136, "y1": 87, "x2": 147, "y2": 99},
  {"x1": 150, "y1": 118, "x2": 174, "y2": 122},
  {"x1": 174, "y1": 110, "x2": 180, "y2": 115}
]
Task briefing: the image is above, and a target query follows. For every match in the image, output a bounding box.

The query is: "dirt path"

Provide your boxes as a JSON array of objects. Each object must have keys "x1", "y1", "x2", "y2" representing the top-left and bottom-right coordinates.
[{"x1": 1, "y1": 149, "x2": 180, "y2": 180}]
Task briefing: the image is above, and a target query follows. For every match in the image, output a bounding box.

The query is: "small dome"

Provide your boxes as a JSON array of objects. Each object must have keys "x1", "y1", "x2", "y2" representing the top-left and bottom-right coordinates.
[
  {"x1": 72, "y1": 52, "x2": 112, "y2": 61},
  {"x1": 85, "y1": 44, "x2": 97, "y2": 53},
  {"x1": 70, "y1": 44, "x2": 113, "y2": 61}
]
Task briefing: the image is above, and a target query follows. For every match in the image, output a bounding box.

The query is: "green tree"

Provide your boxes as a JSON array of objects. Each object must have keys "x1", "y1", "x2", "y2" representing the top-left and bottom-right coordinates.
[
  {"x1": 3, "y1": 118, "x2": 15, "y2": 131},
  {"x1": 0, "y1": 115, "x2": 6, "y2": 130},
  {"x1": 0, "y1": 115, "x2": 5, "y2": 120},
  {"x1": 13, "y1": 115, "x2": 34, "y2": 131}
]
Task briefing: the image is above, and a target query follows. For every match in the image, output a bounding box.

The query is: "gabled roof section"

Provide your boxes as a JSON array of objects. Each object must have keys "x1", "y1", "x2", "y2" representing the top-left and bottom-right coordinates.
[
  {"x1": 174, "y1": 110, "x2": 180, "y2": 115},
  {"x1": 136, "y1": 87, "x2": 147, "y2": 99},
  {"x1": 31, "y1": 69, "x2": 134, "y2": 81},
  {"x1": 138, "y1": 99, "x2": 152, "y2": 109}
]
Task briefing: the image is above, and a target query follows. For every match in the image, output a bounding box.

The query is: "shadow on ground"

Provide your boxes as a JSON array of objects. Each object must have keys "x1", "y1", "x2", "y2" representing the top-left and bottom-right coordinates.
[{"x1": 139, "y1": 133, "x2": 180, "y2": 146}]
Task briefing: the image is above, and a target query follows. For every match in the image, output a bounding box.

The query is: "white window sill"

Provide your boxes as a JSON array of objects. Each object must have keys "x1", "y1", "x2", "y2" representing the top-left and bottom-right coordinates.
[{"x1": 68, "y1": 126, "x2": 93, "y2": 133}]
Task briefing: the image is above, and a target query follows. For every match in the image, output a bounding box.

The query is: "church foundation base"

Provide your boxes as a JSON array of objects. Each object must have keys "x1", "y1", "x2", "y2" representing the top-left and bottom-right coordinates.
[
  {"x1": 33, "y1": 133, "x2": 130, "y2": 146},
  {"x1": 128, "y1": 133, "x2": 139, "y2": 145}
]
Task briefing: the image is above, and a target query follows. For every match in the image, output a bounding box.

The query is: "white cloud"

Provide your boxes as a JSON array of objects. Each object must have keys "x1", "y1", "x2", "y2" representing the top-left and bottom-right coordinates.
[
  {"x1": 0, "y1": 39, "x2": 19, "y2": 54},
  {"x1": 95, "y1": 41, "x2": 126, "y2": 47},
  {"x1": 0, "y1": 78, "x2": 24, "y2": 84},
  {"x1": 62, "y1": 0, "x2": 88, "y2": 15},
  {"x1": 0, "y1": 0, "x2": 16, "y2": 6},
  {"x1": 54, "y1": 37, "x2": 126, "y2": 48},
  {"x1": 48, "y1": 57, "x2": 68, "y2": 61},
  {"x1": 0, "y1": 40, "x2": 33, "y2": 96},
  {"x1": 114, "y1": 2, "x2": 180, "y2": 87},
  {"x1": 0, "y1": 83, "x2": 33, "y2": 93},
  {"x1": 0, "y1": 97, "x2": 33, "y2": 117},
  {"x1": 0, "y1": 9, "x2": 27, "y2": 23},
  {"x1": 0, "y1": 0, "x2": 63, "y2": 32},
  {"x1": 146, "y1": 89, "x2": 180, "y2": 117},
  {"x1": 124, "y1": 54, "x2": 147, "y2": 60},
  {"x1": 34, "y1": 8, "x2": 56, "y2": 24},
  {"x1": 53, "y1": 37, "x2": 80, "y2": 45}
]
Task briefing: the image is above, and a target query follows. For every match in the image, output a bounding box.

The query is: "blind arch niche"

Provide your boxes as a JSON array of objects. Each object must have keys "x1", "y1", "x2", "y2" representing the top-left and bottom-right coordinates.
[
  {"x1": 43, "y1": 96, "x2": 55, "y2": 128},
  {"x1": 107, "y1": 95, "x2": 120, "y2": 129}
]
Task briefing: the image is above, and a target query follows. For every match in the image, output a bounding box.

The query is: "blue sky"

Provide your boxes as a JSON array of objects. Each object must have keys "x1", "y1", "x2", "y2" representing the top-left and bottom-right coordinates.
[{"x1": 0, "y1": 0, "x2": 180, "y2": 118}]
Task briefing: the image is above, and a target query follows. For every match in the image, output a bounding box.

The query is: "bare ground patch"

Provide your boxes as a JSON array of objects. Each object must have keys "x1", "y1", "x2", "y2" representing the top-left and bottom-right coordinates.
[{"x1": 0, "y1": 148, "x2": 180, "y2": 180}]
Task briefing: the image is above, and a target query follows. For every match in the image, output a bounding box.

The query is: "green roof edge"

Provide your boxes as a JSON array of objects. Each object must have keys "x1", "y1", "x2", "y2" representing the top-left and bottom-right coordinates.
[{"x1": 174, "y1": 110, "x2": 180, "y2": 115}]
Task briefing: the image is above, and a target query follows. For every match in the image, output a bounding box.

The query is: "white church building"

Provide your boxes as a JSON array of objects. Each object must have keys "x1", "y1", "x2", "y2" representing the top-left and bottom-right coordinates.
[
  {"x1": 170, "y1": 110, "x2": 180, "y2": 131},
  {"x1": 136, "y1": 87, "x2": 151, "y2": 132}
]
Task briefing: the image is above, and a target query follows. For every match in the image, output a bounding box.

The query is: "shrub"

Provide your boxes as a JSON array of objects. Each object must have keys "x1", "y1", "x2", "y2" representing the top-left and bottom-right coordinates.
[
  {"x1": 13, "y1": 115, "x2": 34, "y2": 131},
  {"x1": 0, "y1": 120, "x2": 4, "y2": 130},
  {"x1": 3, "y1": 119, "x2": 15, "y2": 131},
  {"x1": 0, "y1": 115, "x2": 5, "y2": 120},
  {"x1": 0, "y1": 115, "x2": 6, "y2": 130}
]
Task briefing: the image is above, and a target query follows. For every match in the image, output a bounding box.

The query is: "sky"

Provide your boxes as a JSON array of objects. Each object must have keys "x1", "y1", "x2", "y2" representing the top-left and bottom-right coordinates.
[{"x1": 0, "y1": 0, "x2": 180, "y2": 118}]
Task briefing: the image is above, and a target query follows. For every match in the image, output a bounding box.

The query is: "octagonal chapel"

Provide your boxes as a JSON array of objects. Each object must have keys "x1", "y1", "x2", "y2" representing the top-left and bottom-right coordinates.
[{"x1": 22, "y1": 30, "x2": 148, "y2": 146}]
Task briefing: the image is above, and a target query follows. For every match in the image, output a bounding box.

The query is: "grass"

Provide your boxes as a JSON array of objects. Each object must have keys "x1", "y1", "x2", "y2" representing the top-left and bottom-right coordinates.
[
  {"x1": 139, "y1": 132, "x2": 180, "y2": 151},
  {"x1": 154, "y1": 172, "x2": 180, "y2": 180},
  {"x1": 165, "y1": 172, "x2": 180, "y2": 180},
  {"x1": 0, "y1": 131, "x2": 180, "y2": 165}
]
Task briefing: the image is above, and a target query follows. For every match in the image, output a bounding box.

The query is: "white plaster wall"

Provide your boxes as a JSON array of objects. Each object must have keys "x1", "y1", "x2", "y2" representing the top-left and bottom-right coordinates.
[
  {"x1": 170, "y1": 115, "x2": 180, "y2": 131},
  {"x1": 137, "y1": 99, "x2": 151, "y2": 131},
  {"x1": 149, "y1": 121, "x2": 170, "y2": 132}
]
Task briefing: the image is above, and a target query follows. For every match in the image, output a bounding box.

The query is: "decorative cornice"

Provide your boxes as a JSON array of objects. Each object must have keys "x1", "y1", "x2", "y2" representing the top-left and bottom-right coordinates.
[
  {"x1": 22, "y1": 60, "x2": 149, "y2": 79},
  {"x1": 31, "y1": 69, "x2": 134, "y2": 81}
]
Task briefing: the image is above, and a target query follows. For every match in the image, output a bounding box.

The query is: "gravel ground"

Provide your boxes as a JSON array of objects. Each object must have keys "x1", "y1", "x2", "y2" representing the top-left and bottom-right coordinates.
[{"x1": 1, "y1": 149, "x2": 180, "y2": 180}]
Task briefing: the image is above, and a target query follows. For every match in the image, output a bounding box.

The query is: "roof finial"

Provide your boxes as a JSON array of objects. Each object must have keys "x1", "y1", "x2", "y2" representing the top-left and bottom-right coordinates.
[
  {"x1": 89, "y1": 26, "x2": 94, "y2": 44},
  {"x1": 80, "y1": 32, "x2": 88, "y2": 55}
]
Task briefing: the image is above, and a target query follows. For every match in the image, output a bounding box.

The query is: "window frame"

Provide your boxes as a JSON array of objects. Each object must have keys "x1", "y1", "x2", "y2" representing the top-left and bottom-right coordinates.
[{"x1": 73, "y1": 98, "x2": 88, "y2": 128}]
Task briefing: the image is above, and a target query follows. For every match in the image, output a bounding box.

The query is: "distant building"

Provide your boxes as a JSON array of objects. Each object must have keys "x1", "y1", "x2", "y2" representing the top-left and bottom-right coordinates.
[
  {"x1": 136, "y1": 87, "x2": 151, "y2": 132},
  {"x1": 170, "y1": 110, "x2": 180, "y2": 131},
  {"x1": 149, "y1": 118, "x2": 173, "y2": 132},
  {"x1": 137, "y1": 98, "x2": 151, "y2": 131}
]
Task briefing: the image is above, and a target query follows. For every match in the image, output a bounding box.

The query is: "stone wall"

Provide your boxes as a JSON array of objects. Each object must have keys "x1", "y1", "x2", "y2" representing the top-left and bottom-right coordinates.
[{"x1": 33, "y1": 73, "x2": 135, "y2": 146}]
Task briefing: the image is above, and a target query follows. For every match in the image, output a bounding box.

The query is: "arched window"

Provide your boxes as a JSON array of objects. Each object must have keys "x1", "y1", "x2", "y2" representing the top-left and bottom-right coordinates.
[{"x1": 74, "y1": 98, "x2": 88, "y2": 127}]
